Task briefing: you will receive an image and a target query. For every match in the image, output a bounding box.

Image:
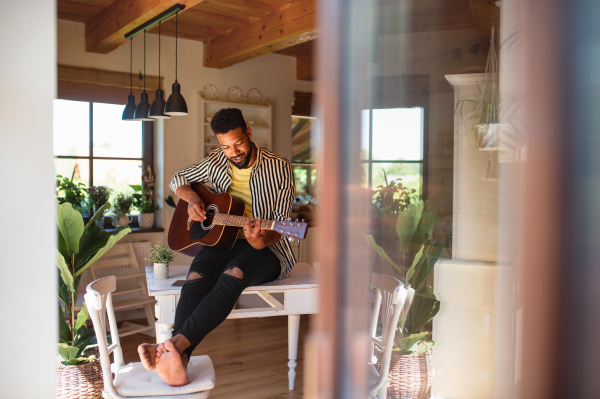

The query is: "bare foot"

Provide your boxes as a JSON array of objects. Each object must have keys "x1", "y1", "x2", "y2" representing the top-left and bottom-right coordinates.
[
  {"x1": 155, "y1": 339, "x2": 190, "y2": 386},
  {"x1": 138, "y1": 343, "x2": 160, "y2": 370}
]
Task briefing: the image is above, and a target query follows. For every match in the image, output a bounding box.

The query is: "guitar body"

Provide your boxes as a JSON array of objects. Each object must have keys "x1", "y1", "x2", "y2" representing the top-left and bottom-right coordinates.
[{"x1": 168, "y1": 182, "x2": 245, "y2": 256}]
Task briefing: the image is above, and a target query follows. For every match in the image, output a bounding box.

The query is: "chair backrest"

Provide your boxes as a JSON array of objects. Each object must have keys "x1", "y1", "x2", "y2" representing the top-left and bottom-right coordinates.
[
  {"x1": 368, "y1": 273, "x2": 409, "y2": 393},
  {"x1": 84, "y1": 275, "x2": 125, "y2": 399}
]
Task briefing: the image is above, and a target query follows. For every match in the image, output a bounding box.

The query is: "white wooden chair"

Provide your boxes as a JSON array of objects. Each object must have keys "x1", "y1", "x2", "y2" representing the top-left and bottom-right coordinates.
[
  {"x1": 367, "y1": 273, "x2": 412, "y2": 399},
  {"x1": 85, "y1": 276, "x2": 216, "y2": 399},
  {"x1": 90, "y1": 242, "x2": 156, "y2": 337}
]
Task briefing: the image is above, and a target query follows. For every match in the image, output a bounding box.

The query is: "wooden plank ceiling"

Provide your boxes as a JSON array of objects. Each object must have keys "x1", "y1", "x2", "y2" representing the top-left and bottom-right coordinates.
[{"x1": 57, "y1": 0, "x2": 493, "y2": 81}]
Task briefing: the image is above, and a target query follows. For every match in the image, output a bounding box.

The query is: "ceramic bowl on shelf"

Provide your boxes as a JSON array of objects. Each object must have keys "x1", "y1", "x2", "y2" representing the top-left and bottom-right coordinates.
[
  {"x1": 245, "y1": 88, "x2": 263, "y2": 104},
  {"x1": 247, "y1": 120, "x2": 255, "y2": 126},
  {"x1": 226, "y1": 86, "x2": 244, "y2": 103},
  {"x1": 201, "y1": 84, "x2": 219, "y2": 100}
]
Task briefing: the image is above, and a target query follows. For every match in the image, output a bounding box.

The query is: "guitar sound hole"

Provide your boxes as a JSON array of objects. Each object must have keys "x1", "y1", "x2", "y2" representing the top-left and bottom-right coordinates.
[{"x1": 202, "y1": 208, "x2": 216, "y2": 229}]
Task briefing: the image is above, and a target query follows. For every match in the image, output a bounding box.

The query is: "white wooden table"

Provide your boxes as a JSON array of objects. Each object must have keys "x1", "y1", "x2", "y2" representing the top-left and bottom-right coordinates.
[{"x1": 146, "y1": 263, "x2": 318, "y2": 390}]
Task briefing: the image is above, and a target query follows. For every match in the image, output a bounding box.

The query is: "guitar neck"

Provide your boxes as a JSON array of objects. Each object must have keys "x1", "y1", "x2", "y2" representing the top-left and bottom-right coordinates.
[{"x1": 212, "y1": 213, "x2": 275, "y2": 230}]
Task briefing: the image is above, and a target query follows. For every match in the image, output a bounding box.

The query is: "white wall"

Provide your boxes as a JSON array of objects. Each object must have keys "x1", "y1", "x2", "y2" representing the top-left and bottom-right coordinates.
[
  {"x1": 57, "y1": 20, "x2": 312, "y2": 265},
  {"x1": 0, "y1": 1, "x2": 57, "y2": 397}
]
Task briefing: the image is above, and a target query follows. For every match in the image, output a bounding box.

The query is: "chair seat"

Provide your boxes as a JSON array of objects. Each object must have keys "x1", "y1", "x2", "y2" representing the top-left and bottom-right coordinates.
[{"x1": 112, "y1": 355, "x2": 215, "y2": 397}]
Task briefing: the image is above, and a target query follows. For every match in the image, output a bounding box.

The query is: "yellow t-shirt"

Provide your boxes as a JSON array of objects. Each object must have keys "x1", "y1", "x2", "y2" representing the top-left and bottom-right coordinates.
[{"x1": 228, "y1": 163, "x2": 253, "y2": 239}]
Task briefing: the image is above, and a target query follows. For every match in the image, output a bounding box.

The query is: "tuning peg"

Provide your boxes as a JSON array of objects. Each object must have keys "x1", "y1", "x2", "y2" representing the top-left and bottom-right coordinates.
[
  {"x1": 288, "y1": 236, "x2": 294, "y2": 242},
  {"x1": 288, "y1": 217, "x2": 292, "y2": 221},
  {"x1": 302, "y1": 219, "x2": 305, "y2": 223},
  {"x1": 295, "y1": 218, "x2": 299, "y2": 222}
]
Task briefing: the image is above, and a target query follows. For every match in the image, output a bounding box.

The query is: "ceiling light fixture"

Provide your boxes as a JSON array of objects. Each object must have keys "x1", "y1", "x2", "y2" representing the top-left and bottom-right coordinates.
[
  {"x1": 122, "y1": 37, "x2": 137, "y2": 120},
  {"x1": 133, "y1": 30, "x2": 153, "y2": 121},
  {"x1": 149, "y1": 21, "x2": 170, "y2": 119},
  {"x1": 165, "y1": 11, "x2": 188, "y2": 116}
]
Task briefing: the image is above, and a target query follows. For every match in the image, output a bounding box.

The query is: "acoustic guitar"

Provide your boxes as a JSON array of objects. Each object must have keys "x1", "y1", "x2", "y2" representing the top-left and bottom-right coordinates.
[{"x1": 168, "y1": 182, "x2": 309, "y2": 256}]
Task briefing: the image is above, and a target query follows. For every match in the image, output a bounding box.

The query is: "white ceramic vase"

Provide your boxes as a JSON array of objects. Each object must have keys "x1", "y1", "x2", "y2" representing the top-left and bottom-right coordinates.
[
  {"x1": 118, "y1": 214, "x2": 133, "y2": 227},
  {"x1": 138, "y1": 213, "x2": 155, "y2": 229},
  {"x1": 154, "y1": 263, "x2": 169, "y2": 280}
]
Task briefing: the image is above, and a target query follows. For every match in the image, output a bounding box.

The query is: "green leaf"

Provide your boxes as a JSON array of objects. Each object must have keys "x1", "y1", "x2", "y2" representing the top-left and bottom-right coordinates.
[
  {"x1": 84, "y1": 202, "x2": 111, "y2": 233},
  {"x1": 74, "y1": 226, "x2": 131, "y2": 278},
  {"x1": 370, "y1": 203, "x2": 395, "y2": 232},
  {"x1": 75, "y1": 226, "x2": 111, "y2": 272},
  {"x1": 57, "y1": 343, "x2": 79, "y2": 362},
  {"x1": 165, "y1": 196, "x2": 176, "y2": 208},
  {"x1": 405, "y1": 245, "x2": 424, "y2": 284},
  {"x1": 410, "y1": 241, "x2": 442, "y2": 289},
  {"x1": 129, "y1": 184, "x2": 142, "y2": 192},
  {"x1": 405, "y1": 286, "x2": 440, "y2": 334},
  {"x1": 58, "y1": 304, "x2": 71, "y2": 344},
  {"x1": 57, "y1": 202, "x2": 84, "y2": 255},
  {"x1": 74, "y1": 303, "x2": 89, "y2": 332},
  {"x1": 396, "y1": 204, "x2": 416, "y2": 246},
  {"x1": 73, "y1": 327, "x2": 96, "y2": 357},
  {"x1": 365, "y1": 234, "x2": 402, "y2": 275},
  {"x1": 56, "y1": 248, "x2": 74, "y2": 292}
]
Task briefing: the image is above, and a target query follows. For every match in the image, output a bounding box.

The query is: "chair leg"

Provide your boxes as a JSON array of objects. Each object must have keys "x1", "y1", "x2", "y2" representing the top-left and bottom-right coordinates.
[
  {"x1": 288, "y1": 314, "x2": 301, "y2": 390},
  {"x1": 377, "y1": 379, "x2": 389, "y2": 399}
]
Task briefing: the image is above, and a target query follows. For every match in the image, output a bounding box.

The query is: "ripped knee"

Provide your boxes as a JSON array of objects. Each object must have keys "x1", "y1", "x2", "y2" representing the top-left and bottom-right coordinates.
[
  {"x1": 223, "y1": 266, "x2": 244, "y2": 280},
  {"x1": 187, "y1": 271, "x2": 203, "y2": 281}
]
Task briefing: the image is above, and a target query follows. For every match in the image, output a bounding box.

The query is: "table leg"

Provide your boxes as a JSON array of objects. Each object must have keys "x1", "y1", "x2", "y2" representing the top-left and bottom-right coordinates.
[
  {"x1": 288, "y1": 314, "x2": 301, "y2": 390},
  {"x1": 155, "y1": 295, "x2": 177, "y2": 343}
]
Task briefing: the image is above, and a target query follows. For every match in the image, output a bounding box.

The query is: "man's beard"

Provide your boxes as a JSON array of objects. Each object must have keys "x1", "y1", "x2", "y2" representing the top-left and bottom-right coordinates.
[{"x1": 227, "y1": 143, "x2": 253, "y2": 169}]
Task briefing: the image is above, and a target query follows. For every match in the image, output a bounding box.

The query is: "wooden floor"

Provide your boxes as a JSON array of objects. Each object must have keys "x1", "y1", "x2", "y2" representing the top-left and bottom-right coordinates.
[{"x1": 120, "y1": 315, "x2": 311, "y2": 398}]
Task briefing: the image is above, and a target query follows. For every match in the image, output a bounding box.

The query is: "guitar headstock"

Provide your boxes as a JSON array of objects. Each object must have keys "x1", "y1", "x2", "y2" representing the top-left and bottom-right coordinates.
[{"x1": 274, "y1": 218, "x2": 308, "y2": 242}]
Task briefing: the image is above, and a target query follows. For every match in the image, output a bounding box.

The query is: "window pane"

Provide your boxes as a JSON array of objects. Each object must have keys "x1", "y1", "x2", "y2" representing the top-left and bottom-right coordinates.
[
  {"x1": 53, "y1": 99, "x2": 89, "y2": 156},
  {"x1": 93, "y1": 103, "x2": 142, "y2": 158},
  {"x1": 372, "y1": 162, "x2": 422, "y2": 196},
  {"x1": 54, "y1": 158, "x2": 90, "y2": 187},
  {"x1": 292, "y1": 116, "x2": 318, "y2": 163},
  {"x1": 93, "y1": 160, "x2": 143, "y2": 196},
  {"x1": 361, "y1": 109, "x2": 370, "y2": 160},
  {"x1": 372, "y1": 107, "x2": 423, "y2": 161}
]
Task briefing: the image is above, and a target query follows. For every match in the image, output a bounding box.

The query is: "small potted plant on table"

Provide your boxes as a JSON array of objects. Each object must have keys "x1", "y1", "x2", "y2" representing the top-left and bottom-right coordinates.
[
  {"x1": 56, "y1": 202, "x2": 131, "y2": 398},
  {"x1": 148, "y1": 242, "x2": 175, "y2": 280}
]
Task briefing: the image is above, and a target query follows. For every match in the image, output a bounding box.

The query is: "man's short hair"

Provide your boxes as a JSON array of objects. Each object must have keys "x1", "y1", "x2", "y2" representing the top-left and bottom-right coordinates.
[{"x1": 210, "y1": 108, "x2": 247, "y2": 135}]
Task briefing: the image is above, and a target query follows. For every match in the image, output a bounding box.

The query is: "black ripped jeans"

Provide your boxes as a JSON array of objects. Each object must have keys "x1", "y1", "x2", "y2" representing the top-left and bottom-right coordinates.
[{"x1": 172, "y1": 239, "x2": 281, "y2": 358}]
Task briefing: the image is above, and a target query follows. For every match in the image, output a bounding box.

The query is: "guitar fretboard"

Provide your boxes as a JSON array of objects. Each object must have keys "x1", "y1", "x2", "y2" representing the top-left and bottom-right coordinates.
[{"x1": 212, "y1": 213, "x2": 274, "y2": 230}]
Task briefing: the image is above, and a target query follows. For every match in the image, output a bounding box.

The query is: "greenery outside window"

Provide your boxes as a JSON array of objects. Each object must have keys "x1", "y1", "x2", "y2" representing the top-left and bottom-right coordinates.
[
  {"x1": 53, "y1": 99, "x2": 153, "y2": 215},
  {"x1": 361, "y1": 107, "x2": 426, "y2": 197},
  {"x1": 292, "y1": 115, "x2": 319, "y2": 203}
]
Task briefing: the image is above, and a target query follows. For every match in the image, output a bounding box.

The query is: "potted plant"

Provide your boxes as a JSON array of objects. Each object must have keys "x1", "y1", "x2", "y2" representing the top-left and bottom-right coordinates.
[
  {"x1": 56, "y1": 202, "x2": 131, "y2": 398},
  {"x1": 131, "y1": 184, "x2": 159, "y2": 229},
  {"x1": 112, "y1": 192, "x2": 134, "y2": 227},
  {"x1": 56, "y1": 174, "x2": 88, "y2": 215},
  {"x1": 147, "y1": 242, "x2": 175, "y2": 280},
  {"x1": 366, "y1": 198, "x2": 442, "y2": 398},
  {"x1": 88, "y1": 186, "x2": 112, "y2": 227}
]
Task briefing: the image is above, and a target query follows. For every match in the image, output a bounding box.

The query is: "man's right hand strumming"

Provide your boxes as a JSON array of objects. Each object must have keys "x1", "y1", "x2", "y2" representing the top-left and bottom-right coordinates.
[{"x1": 176, "y1": 185, "x2": 207, "y2": 222}]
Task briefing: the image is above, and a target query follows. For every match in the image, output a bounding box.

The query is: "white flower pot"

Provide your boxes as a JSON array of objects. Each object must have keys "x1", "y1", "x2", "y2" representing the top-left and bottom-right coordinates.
[
  {"x1": 476, "y1": 123, "x2": 500, "y2": 151},
  {"x1": 118, "y1": 214, "x2": 133, "y2": 227},
  {"x1": 154, "y1": 263, "x2": 169, "y2": 280},
  {"x1": 138, "y1": 213, "x2": 155, "y2": 229}
]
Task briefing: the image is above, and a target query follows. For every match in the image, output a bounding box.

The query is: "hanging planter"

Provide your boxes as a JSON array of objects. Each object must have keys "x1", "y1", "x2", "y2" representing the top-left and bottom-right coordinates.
[{"x1": 455, "y1": 26, "x2": 500, "y2": 153}]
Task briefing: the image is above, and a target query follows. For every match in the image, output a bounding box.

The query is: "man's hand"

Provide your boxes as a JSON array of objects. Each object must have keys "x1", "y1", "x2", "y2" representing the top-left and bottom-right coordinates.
[
  {"x1": 176, "y1": 185, "x2": 206, "y2": 222},
  {"x1": 243, "y1": 217, "x2": 283, "y2": 250},
  {"x1": 188, "y1": 197, "x2": 206, "y2": 222}
]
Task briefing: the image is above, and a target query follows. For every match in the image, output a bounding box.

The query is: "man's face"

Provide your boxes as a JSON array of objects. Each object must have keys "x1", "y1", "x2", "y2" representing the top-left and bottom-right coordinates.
[{"x1": 217, "y1": 127, "x2": 253, "y2": 169}]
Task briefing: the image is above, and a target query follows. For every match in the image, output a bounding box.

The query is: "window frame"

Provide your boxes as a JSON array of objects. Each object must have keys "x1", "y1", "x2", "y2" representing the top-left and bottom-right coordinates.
[
  {"x1": 291, "y1": 114, "x2": 319, "y2": 200},
  {"x1": 54, "y1": 101, "x2": 154, "y2": 187},
  {"x1": 361, "y1": 107, "x2": 429, "y2": 200}
]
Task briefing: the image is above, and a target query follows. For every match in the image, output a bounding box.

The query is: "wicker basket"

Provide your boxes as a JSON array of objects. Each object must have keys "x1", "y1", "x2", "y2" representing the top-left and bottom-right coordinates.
[
  {"x1": 375, "y1": 346, "x2": 435, "y2": 399},
  {"x1": 56, "y1": 360, "x2": 103, "y2": 399}
]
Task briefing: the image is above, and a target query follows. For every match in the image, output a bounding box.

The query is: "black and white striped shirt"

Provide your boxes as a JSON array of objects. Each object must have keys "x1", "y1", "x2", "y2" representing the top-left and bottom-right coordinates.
[{"x1": 169, "y1": 143, "x2": 297, "y2": 280}]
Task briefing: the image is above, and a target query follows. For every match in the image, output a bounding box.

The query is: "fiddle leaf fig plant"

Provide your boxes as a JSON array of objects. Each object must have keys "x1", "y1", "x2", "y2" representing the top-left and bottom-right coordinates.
[
  {"x1": 57, "y1": 201, "x2": 130, "y2": 365},
  {"x1": 366, "y1": 198, "x2": 443, "y2": 352}
]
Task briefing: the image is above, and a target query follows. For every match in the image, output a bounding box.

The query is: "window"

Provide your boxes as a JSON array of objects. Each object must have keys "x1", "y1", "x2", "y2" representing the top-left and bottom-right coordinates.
[
  {"x1": 292, "y1": 115, "x2": 319, "y2": 202},
  {"x1": 361, "y1": 107, "x2": 426, "y2": 196},
  {"x1": 53, "y1": 99, "x2": 153, "y2": 214}
]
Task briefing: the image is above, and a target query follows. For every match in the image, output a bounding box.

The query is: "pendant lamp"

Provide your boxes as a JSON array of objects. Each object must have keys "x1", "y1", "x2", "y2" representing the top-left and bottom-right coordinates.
[
  {"x1": 134, "y1": 30, "x2": 153, "y2": 121},
  {"x1": 122, "y1": 38, "x2": 137, "y2": 120},
  {"x1": 165, "y1": 12, "x2": 188, "y2": 116},
  {"x1": 149, "y1": 21, "x2": 170, "y2": 119}
]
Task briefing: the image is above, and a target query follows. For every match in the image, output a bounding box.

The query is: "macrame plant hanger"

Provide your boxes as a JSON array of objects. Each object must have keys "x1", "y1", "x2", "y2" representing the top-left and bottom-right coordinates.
[{"x1": 481, "y1": 25, "x2": 500, "y2": 181}]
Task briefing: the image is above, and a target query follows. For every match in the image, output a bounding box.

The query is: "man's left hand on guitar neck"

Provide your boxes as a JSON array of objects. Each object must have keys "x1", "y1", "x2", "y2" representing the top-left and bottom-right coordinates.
[{"x1": 243, "y1": 217, "x2": 282, "y2": 250}]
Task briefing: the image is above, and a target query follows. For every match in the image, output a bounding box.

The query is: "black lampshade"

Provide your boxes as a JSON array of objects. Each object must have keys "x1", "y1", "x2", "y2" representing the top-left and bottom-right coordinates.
[
  {"x1": 133, "y1": 92, "x2": 153, "y2": 121},
  {"x1": 165, "y1": 81, "x2": 188, "y2": 116},
  {"x1": 149, "y1": 88, "x2": 170, "y2": 119},
  {"x1": 122, "y1": 93, "x2": 137, "y2": 120}
]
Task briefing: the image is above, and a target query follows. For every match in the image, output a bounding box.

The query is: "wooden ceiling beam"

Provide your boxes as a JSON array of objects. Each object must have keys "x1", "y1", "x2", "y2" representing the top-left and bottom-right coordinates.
[
  {"x1": 203, "y1": 0, "x2": 317, "y2": 69},
  {"x1": 468, "y1": 0, "x2": 493, "y2": 54},
  {"x1": 57, "y1": 1, "x2": 102, "y2": 23},
  {"x1": 84, "y1": 0, "x2": 206, "y2": 54}
]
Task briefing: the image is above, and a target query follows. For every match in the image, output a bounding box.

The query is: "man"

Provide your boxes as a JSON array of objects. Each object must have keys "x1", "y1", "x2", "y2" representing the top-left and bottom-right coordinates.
[{"x1": 138, "y1": 108, "x2": 296, "y2": 386}]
